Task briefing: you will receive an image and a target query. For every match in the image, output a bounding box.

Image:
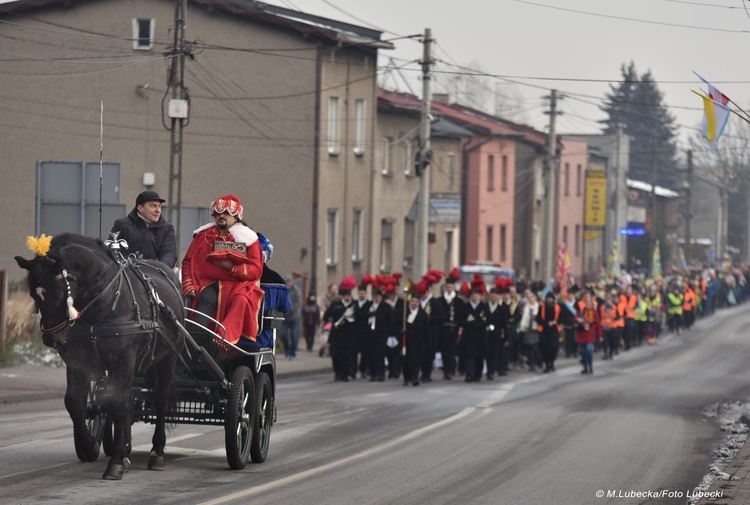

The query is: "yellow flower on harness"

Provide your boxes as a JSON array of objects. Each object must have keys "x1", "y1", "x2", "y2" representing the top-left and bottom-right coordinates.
[{"x1": 26, "y1": 234, "x2": 52, "y2": 257}]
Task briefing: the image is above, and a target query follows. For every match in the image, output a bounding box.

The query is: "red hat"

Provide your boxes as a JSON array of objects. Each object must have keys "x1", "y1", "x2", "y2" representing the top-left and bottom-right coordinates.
[
  {"x1": 471, "y1": 274, "x2": 487, "y2": 294},
  {"x1": 210, "y1": 194, "x2": 243, "y2": 220},
  {"x1": 446, "y1": 267, "x2": 460, "y2": 283},
  {"x1": 360, "y1": 274, "x2": 375, "y2": 287},
  {"x1": 339, "y1": 275, "x2": 357, "y2": 293},
  {"x1": 413, "y1": 280, "x2": 429, "y2": 297},
  {"x1": 495, "y1": 276, "x2": 513, "y2": 294},
  {"x1": 459, "y1": 281, "x2": 471, "y2": 297}
]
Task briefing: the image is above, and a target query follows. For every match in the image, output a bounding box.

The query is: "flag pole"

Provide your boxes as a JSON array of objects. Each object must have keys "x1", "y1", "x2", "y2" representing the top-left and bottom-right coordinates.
[{"x1": 99, "y1": 99, "x2": 104, "y2": 239}]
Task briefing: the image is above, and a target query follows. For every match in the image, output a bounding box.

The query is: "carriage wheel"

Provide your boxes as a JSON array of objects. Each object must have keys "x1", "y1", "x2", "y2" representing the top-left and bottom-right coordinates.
[
  {"x1": 250, "y1": 371, "x2": 272, "y2": 463},
  {"x1": 225, "y1": 366, "x2": 255, "y2": 470},
  {"x1": 74, "y1": 379, "x2": 105, "y2": 462}
]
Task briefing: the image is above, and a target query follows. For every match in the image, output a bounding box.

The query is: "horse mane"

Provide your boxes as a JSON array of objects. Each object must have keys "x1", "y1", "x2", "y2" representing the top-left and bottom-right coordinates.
[{"x1": 50, "y1": 233, "x2": 111, "y2": 258}]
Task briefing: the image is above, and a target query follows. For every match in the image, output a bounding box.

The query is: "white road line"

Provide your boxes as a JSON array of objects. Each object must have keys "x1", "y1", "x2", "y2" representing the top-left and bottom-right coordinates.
[{"x1": 195, "y1": 407, "x2": 477, "y2": 505}]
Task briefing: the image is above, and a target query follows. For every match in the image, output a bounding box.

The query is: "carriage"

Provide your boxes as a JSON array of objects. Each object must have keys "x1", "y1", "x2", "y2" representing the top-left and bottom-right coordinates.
[
  {"x1": 85, "y1": 281, "x2": 287, "y2": 469},
  {"x1": 16, "y1": 233, "x2": 288, "y2": 479}
]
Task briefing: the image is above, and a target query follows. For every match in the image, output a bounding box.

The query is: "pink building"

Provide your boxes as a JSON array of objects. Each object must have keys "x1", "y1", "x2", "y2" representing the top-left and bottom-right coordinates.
[{"x1": 557, "y1": 137, "x2": 588, "y2": 280}]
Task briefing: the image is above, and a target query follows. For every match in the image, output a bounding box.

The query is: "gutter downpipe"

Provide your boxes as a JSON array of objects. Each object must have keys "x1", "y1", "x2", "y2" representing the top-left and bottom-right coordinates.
[{"x1": 311, "y1": 46, "x2": 323, "y2": 294}]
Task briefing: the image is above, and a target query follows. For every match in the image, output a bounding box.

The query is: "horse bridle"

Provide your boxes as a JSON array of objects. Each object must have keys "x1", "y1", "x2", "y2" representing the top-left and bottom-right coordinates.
[{"x1": 39, "y1": 268, "x2": 79, "y2": 335}]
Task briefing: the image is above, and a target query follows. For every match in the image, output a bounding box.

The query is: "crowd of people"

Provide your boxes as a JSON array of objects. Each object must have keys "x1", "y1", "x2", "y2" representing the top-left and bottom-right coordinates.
[{"x1": 306, "y1": 264, "x2": 750, "y2": 384}]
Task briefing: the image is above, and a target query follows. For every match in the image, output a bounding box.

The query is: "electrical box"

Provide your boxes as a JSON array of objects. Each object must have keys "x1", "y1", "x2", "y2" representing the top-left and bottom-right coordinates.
[{"x1": 168, "y1": 99, "x2": 189, "y2": 119}]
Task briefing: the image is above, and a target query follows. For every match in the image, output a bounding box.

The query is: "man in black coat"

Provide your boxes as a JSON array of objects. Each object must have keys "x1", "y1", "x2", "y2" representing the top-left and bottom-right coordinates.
[
  {"x1": 460, "y1": 288, "x2": 489, "y2": 382},
  {"x1": 366, "y1": 288, "x2": 392, "y2": 381},
  {"x1": 419, "y1": 287, "x2": 442, "y2": 383},
  {"x1": 434, "y1": 281, "x2": 463, "y2": 380},
  {"x1": 323, "y1": 286, "x2": 357, "y2": 382},
  {"x1": 353, "y1": 285, "x2": 372, "y2": 379},
  {"x1": 111, "y1": 190, "x2": 177, "y2": 268},
  {"x1": 385, "y1": 292, "x2": 405, "y2": 379},
  {"x1": 403, "y1": 296, "x2": 430, "y2": 386},
  {"x1": 486, "y1": 287, "x2": 509, "y2": 379}
]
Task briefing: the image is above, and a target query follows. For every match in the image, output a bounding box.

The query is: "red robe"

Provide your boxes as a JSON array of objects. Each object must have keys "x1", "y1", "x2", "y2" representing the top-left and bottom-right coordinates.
[{"x1": 182, "y1": 222, "x2": 264, "y2": 344}]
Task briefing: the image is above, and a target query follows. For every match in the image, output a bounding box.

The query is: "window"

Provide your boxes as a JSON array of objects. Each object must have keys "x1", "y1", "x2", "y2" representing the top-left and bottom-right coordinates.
[
  {"x1": 564, "y1": 162, "x2": 570, "y2": 196},
  {"x1": 328, "y1": 97, "x2": 340, "y2": 155},
  {"x1": 352, "y1": 208, "x2": 363, "y2": 263},
  {"x1": 500, "y1": 224, "x2": 507, "y2": 262},
  {"x1": 576, "y1": 164, "x2": 582, "y2": 196},
  {"x1": 380, "y1": 219, "x2": 394, "y2": 273},
  {"x1": 403, "y1": 218, "x2": 415, "y2": 269},
  {"x1": 403, "y1": 140, "x2": 412, "y2": 176},
  {"x1": 447, "y1": 153, "x2": 456, "y2": 189},
  {"x1": 37, "y1": 161, "x2": 124, "y2": 237},
  {"x1": 444, "y1": 230, "x2": 454, "y2": 273},
  {"x1": 381, "y1": 137, "x2": 392, "y2": 175},
  {"x1": 486, "y1": 225, "x2": 494, "y2": 260},
  {"x1": 326, "y1": 209, "x2": 339, "y2": 266},
  {"x1": 575, "y1": 224, "x2": 580, "y2": 257},
  {"x1": 563, "y1": 225, "x2": 568, "y2": 247},
  {"x1": 354, "y1": 99, "x2": 366, "y2": 155},
  {"x1": 487, "y1": 155, "x2": 495, "y2": 192},
  {"x1": 132, "y1": 19, "x2": 155, "y2": 50},
  {"x1": 501, "y1": 155, "x2": 508, "y2": 192}
]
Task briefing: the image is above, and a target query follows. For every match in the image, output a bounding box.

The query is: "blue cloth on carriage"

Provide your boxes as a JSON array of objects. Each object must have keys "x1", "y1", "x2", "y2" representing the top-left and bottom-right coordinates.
[{"x1": 238, "y1": 281, "x2": 291, "y2": 349}]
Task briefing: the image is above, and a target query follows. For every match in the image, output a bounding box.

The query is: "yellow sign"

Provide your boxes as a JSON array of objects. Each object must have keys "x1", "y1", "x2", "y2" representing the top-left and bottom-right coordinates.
[{"x1": 584, "y1": 169, "x2": 607, "y2": 241}]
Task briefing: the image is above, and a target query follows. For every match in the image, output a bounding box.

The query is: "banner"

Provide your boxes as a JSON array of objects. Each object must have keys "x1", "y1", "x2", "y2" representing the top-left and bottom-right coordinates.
[{"x1": 584, "y1": 169, "x2": 607, "y2": 241}]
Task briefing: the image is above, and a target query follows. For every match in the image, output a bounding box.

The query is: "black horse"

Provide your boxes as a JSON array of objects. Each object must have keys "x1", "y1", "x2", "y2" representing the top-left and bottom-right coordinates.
[{"x1": 15, "y1": 233, "x2": 185, "y2": 480}]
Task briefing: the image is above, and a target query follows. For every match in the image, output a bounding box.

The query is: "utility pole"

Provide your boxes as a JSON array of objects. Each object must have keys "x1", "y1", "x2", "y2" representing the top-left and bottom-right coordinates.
[
  {"x1": 415, "y1": 28, "x2": 433, "y2": 277},
  {"x1": 649, "y1": 139, "x2": 658, "y2": 270},
  {"x1": 166, "y1": 0, "x2": 189, "y2": 251},
  {"x1": 684, "y1": 150, "x2": 693, "y2": 264},
  {"x1": 541, "y1": 89, "x2": 559, "y2": 284}
]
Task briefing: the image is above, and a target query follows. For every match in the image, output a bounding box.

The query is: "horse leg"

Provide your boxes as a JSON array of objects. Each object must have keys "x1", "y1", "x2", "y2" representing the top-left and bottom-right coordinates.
[
  {"x1": 102, "y1": 364, "x2": 135, "y2": 480},
  {"x1": 65, "y1": 367, "x2": 100, "y2": 462},
  {"x1": 147, "y1": 357, "x2": 176, "y2": 471}
]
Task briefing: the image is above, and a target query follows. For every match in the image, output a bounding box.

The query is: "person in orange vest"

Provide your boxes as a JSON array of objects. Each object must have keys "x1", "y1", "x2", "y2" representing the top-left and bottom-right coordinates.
[
  {"x1": 613, "y1": 289, "x2": 626, "y2": 355},
  {"x1": 537, "y1": 292, "x2": 561, "y2": 373},
  {"x1": 683, "y1": 282, "x2": 696, "y2": 330},
  {"x1": 599, "y1": 292, "x2": 620, "y2": 360},
  {"x1": 621, "y1": 285, "x2": 637, "y2": 350}
]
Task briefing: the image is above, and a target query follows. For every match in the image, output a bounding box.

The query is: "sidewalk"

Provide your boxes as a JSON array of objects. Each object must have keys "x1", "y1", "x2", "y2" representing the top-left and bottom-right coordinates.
[{"x1": 0, "y1": 344, "x2": 332, "y2": 405}]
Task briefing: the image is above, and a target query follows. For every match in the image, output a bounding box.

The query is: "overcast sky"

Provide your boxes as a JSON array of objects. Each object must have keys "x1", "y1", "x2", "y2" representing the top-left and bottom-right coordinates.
[{"x1": 291, "y1": 0, "x2": 750, "y2": 150}]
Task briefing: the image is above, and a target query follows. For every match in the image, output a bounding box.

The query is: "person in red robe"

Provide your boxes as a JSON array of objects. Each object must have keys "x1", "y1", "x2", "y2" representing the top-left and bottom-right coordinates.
[{"x1": 182, "y1": 194, "x2": 264, "y2": 344}]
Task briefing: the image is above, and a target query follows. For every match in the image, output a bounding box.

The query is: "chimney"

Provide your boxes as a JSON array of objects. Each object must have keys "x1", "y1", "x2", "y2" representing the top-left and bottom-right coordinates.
[{"x1": 432, "y1": 93, "x2": 450, "y2": 105}]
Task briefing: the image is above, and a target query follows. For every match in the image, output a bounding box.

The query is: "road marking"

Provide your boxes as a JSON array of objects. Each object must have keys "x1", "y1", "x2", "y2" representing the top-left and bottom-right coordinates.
[
  {"x1": 131, "y1": 432, "x2": 204, "y2": 452},
  {"x1": 195, "y1": 407, "x2": 477, "y2": 505}
]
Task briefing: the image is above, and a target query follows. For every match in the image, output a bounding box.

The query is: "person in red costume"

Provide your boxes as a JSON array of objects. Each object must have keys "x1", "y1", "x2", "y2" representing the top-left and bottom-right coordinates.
[{"x1": 182, "y1": 194, "x2": 264, "y2": 344}]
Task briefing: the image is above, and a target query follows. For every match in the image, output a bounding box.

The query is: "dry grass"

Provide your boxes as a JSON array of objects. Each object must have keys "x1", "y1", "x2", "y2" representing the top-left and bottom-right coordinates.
[{"x1": 4, "y1": 291, "x2": 35, "y2": 348}]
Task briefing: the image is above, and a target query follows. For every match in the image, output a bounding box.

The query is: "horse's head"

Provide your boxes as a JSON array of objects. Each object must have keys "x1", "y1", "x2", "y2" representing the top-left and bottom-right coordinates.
[{"x1": 15, "y1": 254, "x2": 79, "y2": 349}]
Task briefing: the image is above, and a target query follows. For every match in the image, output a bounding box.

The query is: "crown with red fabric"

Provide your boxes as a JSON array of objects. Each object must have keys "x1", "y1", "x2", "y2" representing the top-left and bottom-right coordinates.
[
  {"x1": 210, "y1": 194, "x2": 244, "y2": 220},
  {"x1": 471, "y1": 273, "x2": 487, "y2": 294},
  {"x1": 446, "y1": 267, "x2": 461, "y2": 284},
  {"x1": 495, "y1": 276, "x2": 514, "y2": 294}
]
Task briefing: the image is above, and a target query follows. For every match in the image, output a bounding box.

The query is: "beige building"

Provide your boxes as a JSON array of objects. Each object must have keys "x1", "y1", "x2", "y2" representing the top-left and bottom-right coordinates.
[
  {"x1": 0, "y1": 0, "x2": 391, "y2": 294},
  {"x1": 375, "y1": 89, "x2": 468, "y2": 283}
]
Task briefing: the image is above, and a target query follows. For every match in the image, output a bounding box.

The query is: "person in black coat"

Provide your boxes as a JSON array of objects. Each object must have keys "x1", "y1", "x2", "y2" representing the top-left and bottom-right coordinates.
[
  {"x1": 323, "y1": 286, "x2": 357, "y2": 382},
  {"x1": 366, "y1": 288, "x2": 392, "y2": 381},
  {"x1": 403, "y1": 296, "x2": 430, "y2": 386},
  {"x1": 353, "y1": 286, "x2": 372, "y2": 379},
  {"x1": 486, "y1": 287, "x2": 508, "y2": 379},
  {"x1": 433, "y1": 281, "x2": 463, "y2": 380},
  {"x1": 111, "y1": 190, "x2": 177, "y2": 268},
  {"x1": 385, "y1": 292, "x2": 405, "y2": 379},
  {"x1": 460, "y1": 288, "x2": 490, "y2": 383},
  {"x1": 419, "y1": 288, "x2": 443, "y2": 383}
]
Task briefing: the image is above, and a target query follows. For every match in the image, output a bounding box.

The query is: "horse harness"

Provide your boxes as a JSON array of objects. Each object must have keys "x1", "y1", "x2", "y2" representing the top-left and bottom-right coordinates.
[{"x1": 56, "y1": 254, "x2": 184, "y2": 373}]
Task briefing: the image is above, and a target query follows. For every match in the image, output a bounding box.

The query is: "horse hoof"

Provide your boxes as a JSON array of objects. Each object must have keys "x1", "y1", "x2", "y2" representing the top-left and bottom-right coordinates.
[
  {"x1": 147, "y1": 451, "x2": 165, "y2": 471},
  {"x1": 123, "y1": 457, "x2": 130, "y2": 473},
  {"x1": 102, "y1": 464, "x2": 125, "y2": 480}
]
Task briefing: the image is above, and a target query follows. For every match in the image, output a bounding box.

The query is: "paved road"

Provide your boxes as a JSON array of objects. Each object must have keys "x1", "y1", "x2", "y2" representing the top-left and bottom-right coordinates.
[{"x1": 3, "y1": 307, "x2": 750, "y2": 504}]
